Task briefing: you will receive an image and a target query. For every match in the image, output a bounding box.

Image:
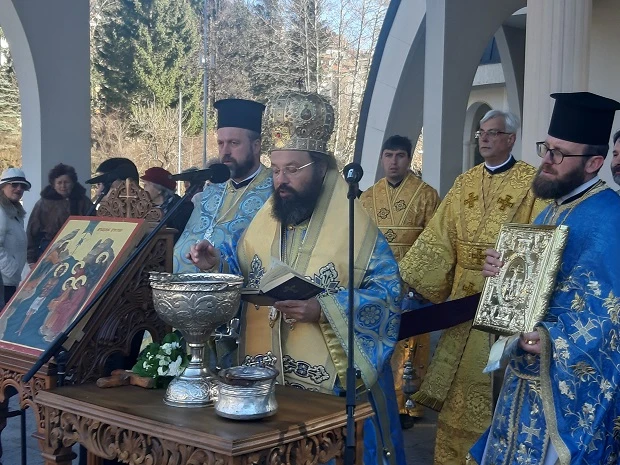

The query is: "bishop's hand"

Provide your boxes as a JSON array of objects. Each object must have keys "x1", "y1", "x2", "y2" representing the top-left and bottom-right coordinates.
[
  {"x1": 187, "y1": 240, "x2": 219, "y2": 272},
  {"x1": 273, "y1": 298, "x2": 322, "y2": 323},
  {"x1": 482, "y1": 248, "x2": 503, "y2": 277}
]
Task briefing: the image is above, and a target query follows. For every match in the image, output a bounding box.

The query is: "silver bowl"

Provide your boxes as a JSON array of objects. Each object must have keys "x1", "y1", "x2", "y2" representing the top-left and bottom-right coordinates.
[
  {"x1": 215, "y1": 366, "x2": 279, "y2": 420},
  {"x1": 149, "y1": 272, "x2": 243, "y2": 407}
]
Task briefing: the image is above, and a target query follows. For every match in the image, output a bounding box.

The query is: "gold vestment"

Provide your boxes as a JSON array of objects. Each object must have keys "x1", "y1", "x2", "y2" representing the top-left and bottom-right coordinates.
[
  {"x1": 399, "y1": 161, "x2": 546, "y2": 465},
  {"x1": 361, "y1": 172, "x2": 439, "y2": 417}
]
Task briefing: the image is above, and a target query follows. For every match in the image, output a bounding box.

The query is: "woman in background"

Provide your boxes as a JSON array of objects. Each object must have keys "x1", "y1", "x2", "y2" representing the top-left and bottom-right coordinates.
[
  {"x1": 0, "y1": 168, "x2": 31, "y2": 302},
  {"x1": 26, "y1": 163, "x2": 92, "y2": 267}
]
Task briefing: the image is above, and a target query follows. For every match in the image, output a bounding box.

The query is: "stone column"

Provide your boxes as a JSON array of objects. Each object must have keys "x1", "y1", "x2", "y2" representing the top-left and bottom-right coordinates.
[{"x1": 521, "y1": 0, "x2": 592, "y2": 165}]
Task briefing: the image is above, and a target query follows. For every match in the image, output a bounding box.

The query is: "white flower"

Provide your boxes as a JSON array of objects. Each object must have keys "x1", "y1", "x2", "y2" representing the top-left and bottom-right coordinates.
[
  {"x1": 605, "y1": 391, "x2": 613, "y2": 401},
  {"x1": 157, "y1": 366, "x2": 167, "y2": 376},
  {"x1": 167, "y1": 355, "x2": 184, "y2": 376},
  {"x1": 555, "y1": 338, "x2": 569, "y2": 350},
  {"x1": 142, "y1": 361, "x2": 152, "y2": 370},
  {"x1": 159, "y1": 356, "x2": 171, "y2": 367},
  {"x1": 170, "y1": 341, "x2": 180, "y2": 350},
  {"x1": 162, "y1": 343, "x2": 173, "y2": 355},
  {"x1": 601, "y1": 380, "x2": 612, "y2": 391}
]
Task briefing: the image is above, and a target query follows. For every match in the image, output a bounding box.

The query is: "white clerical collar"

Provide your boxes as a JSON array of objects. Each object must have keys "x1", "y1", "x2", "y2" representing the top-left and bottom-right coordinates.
[
  {"x1": 556, "y1": 176, "x2": 600, "y2": 205},
  {"x1": 240, "y1": 165, "x2": 262, "y2": 183},
  {"x1": 231, "y1": 165, "x2": 262, "y2": 189},
  {"x1": 484, "y1": 154, "x2": 514, "y2": 172}
]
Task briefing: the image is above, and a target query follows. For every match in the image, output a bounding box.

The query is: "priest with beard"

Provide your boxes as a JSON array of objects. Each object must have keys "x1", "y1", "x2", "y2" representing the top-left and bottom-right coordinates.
[
  {"x1": 173, "y1": 98, "x2": 273, "y2": 273},
  {"x1": 472, "y1": 92, "x2": 620, "y2": 465},
  {"x1": 186, "y1": 91, "x2": 406, "y2": 465}
]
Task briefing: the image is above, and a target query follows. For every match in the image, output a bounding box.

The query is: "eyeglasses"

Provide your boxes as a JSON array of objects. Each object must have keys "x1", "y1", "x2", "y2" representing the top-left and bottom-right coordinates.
[
  {"x1": 272, "y1": 161, "x2": 314, "y2": 177},
  {"x1": 474, "y1": 129, "x2": 511, "y2": 139},
  {"x1": 536, "y1": 142, "x2": 596, "y2": 165},
  {"x1": 8, "y1": 183, "x2": 25, "y2": 189}
]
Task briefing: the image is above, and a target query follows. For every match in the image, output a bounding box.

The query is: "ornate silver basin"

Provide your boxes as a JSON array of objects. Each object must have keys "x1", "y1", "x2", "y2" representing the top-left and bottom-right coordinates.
[{"x1": 149, "y1": 272, "x2": 243, "y2": 407}]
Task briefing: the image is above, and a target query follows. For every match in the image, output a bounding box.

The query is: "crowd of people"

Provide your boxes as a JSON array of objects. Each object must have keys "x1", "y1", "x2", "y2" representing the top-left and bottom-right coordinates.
[{"x1": 2, "y1": 88, "x2": 620, "y2": 465}]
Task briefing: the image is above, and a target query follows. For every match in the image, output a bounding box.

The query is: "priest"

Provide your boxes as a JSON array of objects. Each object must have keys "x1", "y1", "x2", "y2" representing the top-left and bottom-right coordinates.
[
  {"x1": 399, "y1": 110, "x2": 546, "y2": 465},
  {"x1": 473, "y1": 92, "x2": 620, "y2": 465},
  {"x1": 173, "y1": 98, "x2": 272, "y2": 273}
]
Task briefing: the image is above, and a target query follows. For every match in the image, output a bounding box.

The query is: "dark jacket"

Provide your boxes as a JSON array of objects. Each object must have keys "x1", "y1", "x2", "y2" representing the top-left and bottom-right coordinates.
[{"x1": 26, "y1": 183, "x2": 93, "y2": 263}]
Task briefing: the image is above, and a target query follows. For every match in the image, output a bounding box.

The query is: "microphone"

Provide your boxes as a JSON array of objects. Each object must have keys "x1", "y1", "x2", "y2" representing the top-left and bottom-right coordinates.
[
  {"x1": 86, "y1": 164, "x2": 137, "y2": 185},
  {"x1": 343, "y1": 162, "x2": 363, "y2": 184},
  {"x1": 169, "y1": 163, "x2": 231, "y2": 184}
]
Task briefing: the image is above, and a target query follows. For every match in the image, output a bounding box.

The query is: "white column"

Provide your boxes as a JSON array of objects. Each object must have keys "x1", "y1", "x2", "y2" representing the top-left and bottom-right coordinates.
[{"x1": 521, "y1": 0, "x2": 592, "y2": 165}]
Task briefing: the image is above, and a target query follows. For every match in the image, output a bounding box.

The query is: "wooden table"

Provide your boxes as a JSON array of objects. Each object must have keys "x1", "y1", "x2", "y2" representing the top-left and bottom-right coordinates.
[{"x1": 35, "y1": 384, "x2": 373, "y2": 465}]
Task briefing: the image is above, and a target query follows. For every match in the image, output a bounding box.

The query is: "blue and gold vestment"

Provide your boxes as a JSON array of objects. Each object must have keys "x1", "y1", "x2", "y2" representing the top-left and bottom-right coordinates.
[{"x1": 471, "y1": 183, "x2": 620, "y2": 465}]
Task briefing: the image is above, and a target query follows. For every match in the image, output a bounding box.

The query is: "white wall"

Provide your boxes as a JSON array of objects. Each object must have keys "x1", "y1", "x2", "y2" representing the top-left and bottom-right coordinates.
[
  {"x1": 468, "y1": 87, "x2": 508, "y2": 115},
  {"x1": 589, "y1": 0, "x2": 620, "y2": 188}
]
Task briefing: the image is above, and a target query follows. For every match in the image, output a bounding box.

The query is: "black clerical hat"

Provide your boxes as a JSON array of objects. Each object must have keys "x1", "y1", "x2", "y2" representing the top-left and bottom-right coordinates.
[
  {"x1": 549, "y1": 92, "x2": 620, "y2": 145},
  {"x1": 214, "y1": 98, "x2": 265, "y2": 133}
]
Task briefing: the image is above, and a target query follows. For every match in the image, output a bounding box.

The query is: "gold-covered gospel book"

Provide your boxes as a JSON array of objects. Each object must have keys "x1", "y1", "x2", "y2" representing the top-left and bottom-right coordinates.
[{"x1": 473, "y1": 223, "x2": 569, "y2": 335}]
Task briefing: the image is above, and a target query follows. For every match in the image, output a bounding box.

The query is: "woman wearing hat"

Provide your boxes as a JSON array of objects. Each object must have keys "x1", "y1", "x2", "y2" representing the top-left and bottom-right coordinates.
[
  {"x1": 0, "y1": 168, "x2": 31, "y2": 302},
  {"x1": 141, "y1": 167, "x2": 193, "y2": 241},
  {"x1": 26, "y1": 163, "x2": 93, "y2": 266}
]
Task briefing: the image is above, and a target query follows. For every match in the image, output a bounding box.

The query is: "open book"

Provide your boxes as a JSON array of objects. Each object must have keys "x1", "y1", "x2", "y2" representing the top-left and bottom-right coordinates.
[{"x1": 241, "y1": 261, "x2": 324, "y2": 306}]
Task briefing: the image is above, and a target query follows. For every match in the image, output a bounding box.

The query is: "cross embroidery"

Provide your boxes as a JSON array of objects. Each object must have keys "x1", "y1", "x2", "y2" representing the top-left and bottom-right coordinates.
[
  {"x1": 463, "y1": 282, "x2": 476, "y2": 294},
  {"x1": 497, "y1": 195, "x2": 515, "y2": 211},
  {"x1": 464, "y1": 193, "x2": 479, "y2": 208},
  {"x1": 282, "y1": 285, "x2": 298, "y2": 295},
  {"x1": 522, "y1": 420, "x2": 541, "y2": 444},
  {"x1": 569, "y1": 319, "x2": 597, "y2": 344},
  {"x1": 469, "y1": 248, "x2": 487, "y2": 264}
]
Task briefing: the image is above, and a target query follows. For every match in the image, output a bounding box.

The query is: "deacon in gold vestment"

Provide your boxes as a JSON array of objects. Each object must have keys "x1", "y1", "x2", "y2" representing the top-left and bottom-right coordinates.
[
  {"x1": 360, "y1": 135, "x2": 439, "y2": 424},
  {"x1": 399, "y1": 110, "x2": 545, "y2": 465}
]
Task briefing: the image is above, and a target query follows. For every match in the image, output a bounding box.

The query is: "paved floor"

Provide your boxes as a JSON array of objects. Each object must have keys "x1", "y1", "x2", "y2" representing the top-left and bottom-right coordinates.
[{"x1": 1, "y1": 397, "x2": 437, "y2": 465}]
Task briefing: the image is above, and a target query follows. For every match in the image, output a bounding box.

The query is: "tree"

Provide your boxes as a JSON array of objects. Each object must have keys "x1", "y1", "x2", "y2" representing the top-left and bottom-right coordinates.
[
  {"x1": 284, "y1": 0, "x2": 330, "y2": 93},
  {"x1": 94, "y1": 0, "x2": 204, "y2": 132},
  {"x1": 0, "y1": 28, "x2": 20, "y2": 136},
  {"x1": 0, "y1": 66, "x2": 20, "y2": 135}
]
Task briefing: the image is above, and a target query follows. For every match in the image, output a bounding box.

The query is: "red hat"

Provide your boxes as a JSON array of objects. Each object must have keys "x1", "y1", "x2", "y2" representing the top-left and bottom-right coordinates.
[{"x1": 140, "y1": 167, "x2": 176, "y2": 191}]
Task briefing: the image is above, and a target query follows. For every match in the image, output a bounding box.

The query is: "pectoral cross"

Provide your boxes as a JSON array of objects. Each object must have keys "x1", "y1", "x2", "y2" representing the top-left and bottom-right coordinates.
[
  {"x1": 522, "y1": 420, "x2": 541, "y2": 444},
  {"x1": 569, "y1": 320, "x2": 596, "y2": 344},
  {"x1": 497, "y1": 195, "x2": 515, "y2": 211},
  {"x1": 464, "y1": 193, "x2": 479, "y2": 208}
]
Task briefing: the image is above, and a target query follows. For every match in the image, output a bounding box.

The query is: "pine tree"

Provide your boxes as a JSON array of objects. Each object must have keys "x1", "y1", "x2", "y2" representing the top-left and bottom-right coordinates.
[{"x1": 94, "y1": 0, "x2": 203, "y2": 132}]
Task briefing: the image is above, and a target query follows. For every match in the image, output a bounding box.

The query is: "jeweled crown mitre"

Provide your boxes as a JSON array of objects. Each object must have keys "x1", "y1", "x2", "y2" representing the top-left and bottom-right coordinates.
[{"x1": 265, "y1": 91, "x2": 335, "y2": 155}]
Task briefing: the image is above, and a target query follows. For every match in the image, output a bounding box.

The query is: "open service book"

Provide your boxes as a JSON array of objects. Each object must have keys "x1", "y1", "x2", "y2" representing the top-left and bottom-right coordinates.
[{"x1": 241, "y1": 260, "x2": 324, "y2": 306}]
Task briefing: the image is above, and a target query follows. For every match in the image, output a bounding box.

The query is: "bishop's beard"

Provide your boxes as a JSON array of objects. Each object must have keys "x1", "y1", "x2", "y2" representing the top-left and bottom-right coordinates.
[{"x1": 271, "y1": 170, "x2": 324, "y2": 225}]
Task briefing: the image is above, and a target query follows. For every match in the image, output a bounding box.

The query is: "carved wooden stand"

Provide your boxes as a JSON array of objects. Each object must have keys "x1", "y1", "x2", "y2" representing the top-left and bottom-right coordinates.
[
  {"x1": 36, "y1": 384, "x2": 371, "y2": 465},
  {"x1": 0, "y1": 180, "x2": 173, "y2": 462}
]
